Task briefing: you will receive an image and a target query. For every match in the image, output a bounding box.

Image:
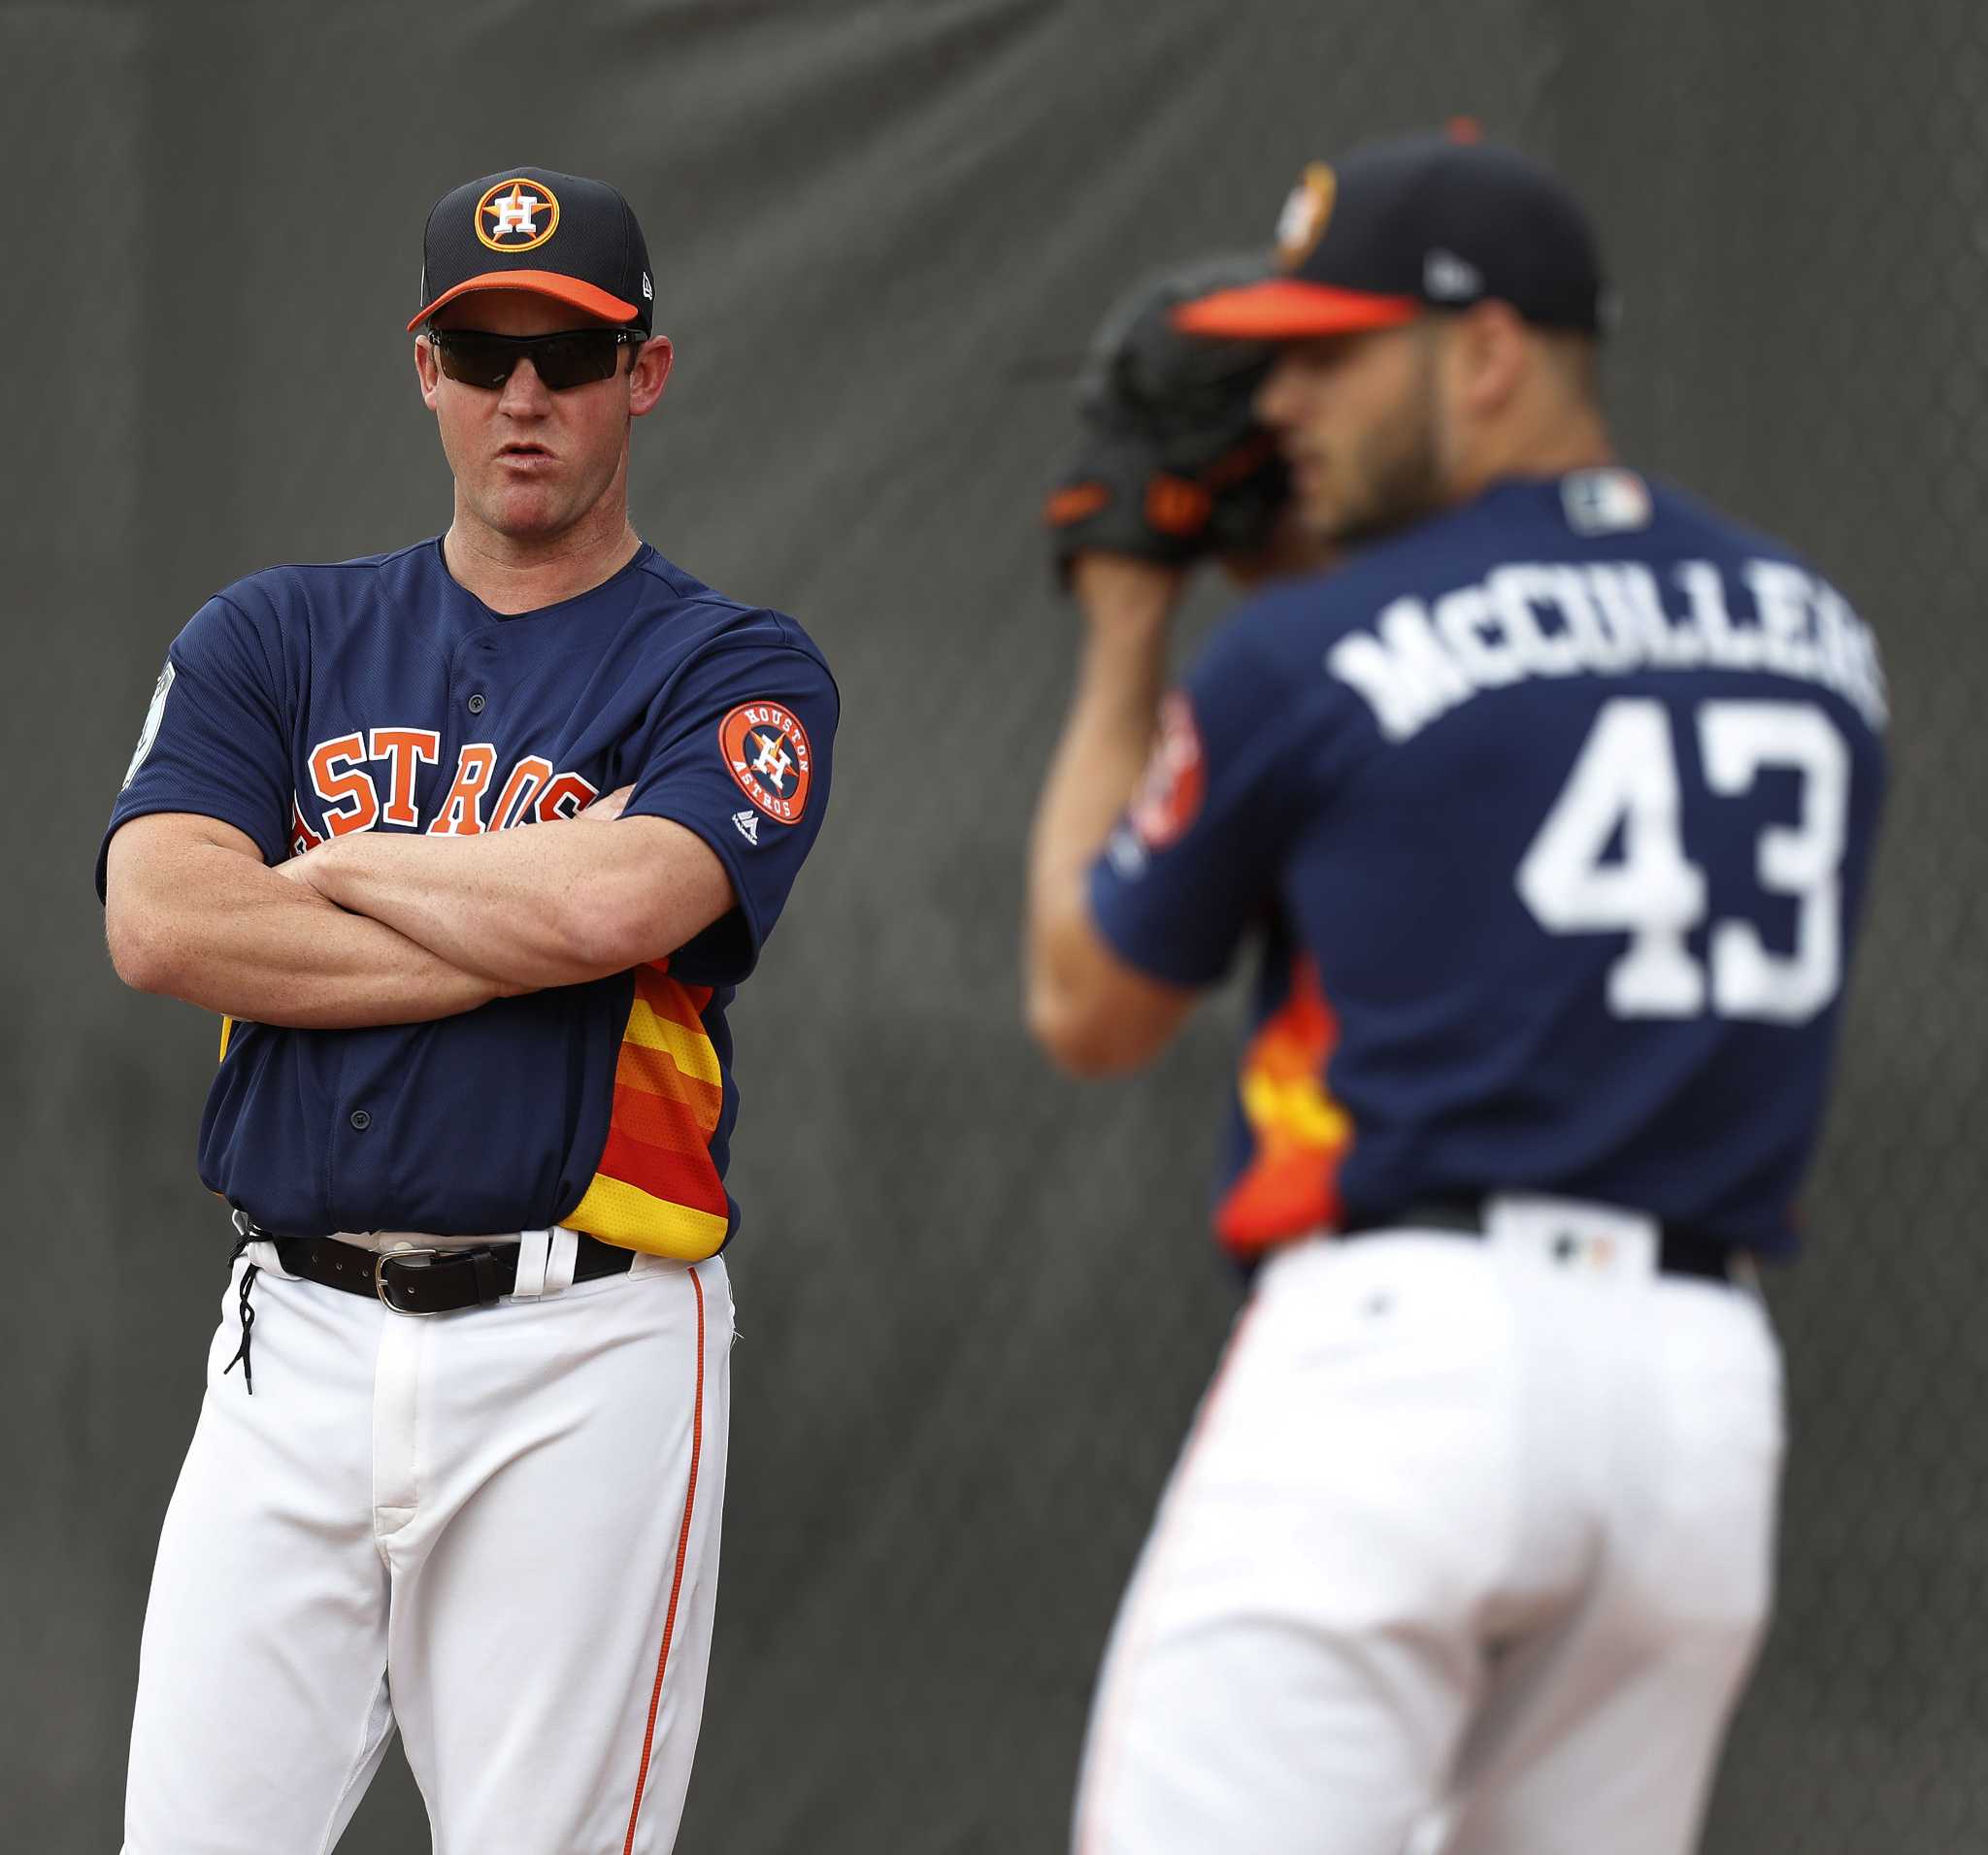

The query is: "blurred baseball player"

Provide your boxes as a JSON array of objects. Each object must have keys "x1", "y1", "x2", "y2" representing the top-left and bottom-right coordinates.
[
  {"x1": 1027, "y1": 130, "x2": 1886, "y2": 1854},
  {"x1": 100, "y1": 166, "x2": 837, "y2": 1853}
]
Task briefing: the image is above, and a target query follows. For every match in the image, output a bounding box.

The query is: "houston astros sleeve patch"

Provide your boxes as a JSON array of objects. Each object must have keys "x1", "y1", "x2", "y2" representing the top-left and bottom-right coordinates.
[{"x1": 719, "y1": 701, "x2": 813, "y2": 824}]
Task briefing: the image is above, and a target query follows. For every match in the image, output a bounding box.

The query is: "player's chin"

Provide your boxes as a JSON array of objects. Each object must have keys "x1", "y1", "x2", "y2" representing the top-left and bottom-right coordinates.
[
  {"x1": 1309, "y1": 476, "x2": 1425, "y2": 549},
  {"x1": 1292, "y1": 483, "x2": 1349, "y2": 545},
  {"x1": 479, "y1": 480, "x2": 579, "y2": 538}
]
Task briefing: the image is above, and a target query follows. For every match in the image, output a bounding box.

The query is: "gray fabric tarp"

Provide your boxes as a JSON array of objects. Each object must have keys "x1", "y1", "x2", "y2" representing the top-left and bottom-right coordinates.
[{"x1": 4, "y1": 3, "x2": 1982, "y2": 1848}]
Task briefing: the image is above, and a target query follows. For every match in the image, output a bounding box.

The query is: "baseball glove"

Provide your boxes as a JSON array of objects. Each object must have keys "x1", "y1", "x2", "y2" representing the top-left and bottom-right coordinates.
[{"x1": 1044, "y1": 253, "x2": 1288, "y2": 580}]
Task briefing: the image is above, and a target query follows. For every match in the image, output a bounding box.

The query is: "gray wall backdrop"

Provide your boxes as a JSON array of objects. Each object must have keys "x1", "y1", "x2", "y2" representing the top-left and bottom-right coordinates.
[{"x1": 5, "y1": 2, "x2": 1983, "y2": 1850}]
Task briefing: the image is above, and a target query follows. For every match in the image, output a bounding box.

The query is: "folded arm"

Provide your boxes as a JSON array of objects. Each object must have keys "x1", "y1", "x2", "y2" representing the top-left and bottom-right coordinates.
[
  {"x1": 282, "y1": 789, "x2": 737, "y2": 990},
  {"x1": 104, "y1": 812, "x2": 525, "y2": 1027}
]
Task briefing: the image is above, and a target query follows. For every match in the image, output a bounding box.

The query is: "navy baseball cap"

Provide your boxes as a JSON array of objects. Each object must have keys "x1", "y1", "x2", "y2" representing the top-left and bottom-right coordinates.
[
  {"x1": 1175, "y1": 130, "x2": 1608, "y2": 340},
  {"x1": 408, "y1": 166, "x2": 654, "y2": 333}
]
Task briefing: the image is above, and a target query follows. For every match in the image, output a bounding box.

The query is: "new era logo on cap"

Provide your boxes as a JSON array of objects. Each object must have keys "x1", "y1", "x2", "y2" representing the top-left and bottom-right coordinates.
[
  {"x1": 409, "y1": 166, "x2": 655, "y2": 334},
  {"x1": 1423, "y1": 248, "x2": 1484, "y2": 302}
]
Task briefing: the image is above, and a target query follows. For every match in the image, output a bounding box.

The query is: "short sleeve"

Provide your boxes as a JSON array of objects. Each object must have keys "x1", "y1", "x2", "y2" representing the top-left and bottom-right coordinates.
[
  {"x1": 622, "y1": 637, "x2": 839, "y2": 983},
  {"x1": 96, "y1": 592, "x2": 291, "y2": 900},
  {"x1": 1088, "y1": 619, "x2": 1316, "y2": 989}
]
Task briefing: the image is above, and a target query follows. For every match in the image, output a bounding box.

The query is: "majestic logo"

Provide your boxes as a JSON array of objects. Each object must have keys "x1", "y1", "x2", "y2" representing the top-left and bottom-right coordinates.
[
  {"x1": 1127, "y1": 691, "x2": 1206, "y2": 849},
  {"x1": 719, "y1": 701, "x2": 813, "y2": 824},
  {"x1": 475, "y1": 179, "x2": 560, "y2": 253},
  {"x1": 1275, "y1": 163, "x2": 1336, "y2": 272},
  {"x1": 732, "y1": 810, "x2": 760, "y2": 845}
]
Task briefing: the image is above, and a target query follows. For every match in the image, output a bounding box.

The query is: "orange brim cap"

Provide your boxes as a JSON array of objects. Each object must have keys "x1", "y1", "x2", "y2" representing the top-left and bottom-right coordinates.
[
  {"x1": 407, "y1": 270, "x2": 641, "y2": 332},
  {"x1": 1172, "y1": 280, "x2": 1421, "y2": 340}
]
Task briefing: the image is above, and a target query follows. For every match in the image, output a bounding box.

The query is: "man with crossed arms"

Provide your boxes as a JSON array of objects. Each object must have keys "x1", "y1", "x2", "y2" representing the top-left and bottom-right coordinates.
[{"x1": 102, "y1": 166, "x2": 836, "y2": 1853}]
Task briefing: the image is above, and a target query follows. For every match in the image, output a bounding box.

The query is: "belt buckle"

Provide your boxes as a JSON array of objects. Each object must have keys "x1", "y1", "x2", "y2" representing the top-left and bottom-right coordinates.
[{"x1": 375, "y1": 1247, "x2": 442, "y2": 1316}]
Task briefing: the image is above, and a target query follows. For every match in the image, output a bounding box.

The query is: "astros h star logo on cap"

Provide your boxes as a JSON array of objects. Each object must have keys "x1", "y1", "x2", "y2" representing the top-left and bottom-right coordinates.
[
  {"x1": 1275, "y1": 163, "x2": 1336, "y2": 271},
  {"x1": 475, "y1": 178, "x2": 561, "y2": 253}
]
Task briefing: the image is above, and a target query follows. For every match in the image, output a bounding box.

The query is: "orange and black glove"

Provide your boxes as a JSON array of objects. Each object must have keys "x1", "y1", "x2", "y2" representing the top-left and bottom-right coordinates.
[{"x1": 1044, "y1": 254, "x2": 1288, "y2": 582}]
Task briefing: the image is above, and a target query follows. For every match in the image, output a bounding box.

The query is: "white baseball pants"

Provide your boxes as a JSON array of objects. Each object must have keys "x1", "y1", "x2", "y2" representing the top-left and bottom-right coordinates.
[
  {"x1": 123, "y1": 1237, "x2": 732, "y2": 1855},
  {"x1": 1073, "y1": 1201, "x2": 1785, "y2": 1855}
]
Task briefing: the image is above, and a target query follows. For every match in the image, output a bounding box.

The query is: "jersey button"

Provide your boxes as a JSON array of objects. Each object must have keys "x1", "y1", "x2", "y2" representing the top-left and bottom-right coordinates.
[
  {"x1": 467, "y1": 693, "x2": 485, "y2": 715},
  {"x1": 349, "y1": 1109, "x2": 372, "y2": 1131}
]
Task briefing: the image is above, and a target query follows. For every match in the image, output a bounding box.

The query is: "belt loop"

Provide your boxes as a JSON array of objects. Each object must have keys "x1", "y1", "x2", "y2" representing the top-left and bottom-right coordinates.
[
  {"x1": 511, "y1": 1229, "x2": 553, "y2": 1300},
  {"x1": 545, "y1": 1227, "x2": 580, "y2": 1297}
]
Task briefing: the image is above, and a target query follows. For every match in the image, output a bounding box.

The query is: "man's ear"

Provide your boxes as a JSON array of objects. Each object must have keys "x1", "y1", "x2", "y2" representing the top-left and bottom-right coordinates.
[
  {"x1": 1449, "y1": 299, "x2": 1530, "y2": 418},
  {"x1": 414, "y1": 331, "x2": 442, "y2": 413},
  {"x1": 629, "y1": 335, "x2": 675, "y2": 416}
]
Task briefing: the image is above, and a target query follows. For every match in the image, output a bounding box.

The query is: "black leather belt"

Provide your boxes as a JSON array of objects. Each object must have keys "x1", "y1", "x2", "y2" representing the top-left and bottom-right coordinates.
[
  {"x1": 1339, "y1": 1199, "x2": 1741, "y2": 1283},
  {"x1": 270, "y1": 1233, "x2": 635, "y2": 1315}
]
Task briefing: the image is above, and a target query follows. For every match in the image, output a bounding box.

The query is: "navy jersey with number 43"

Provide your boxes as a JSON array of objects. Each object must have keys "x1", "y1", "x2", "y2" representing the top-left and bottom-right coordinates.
[
  {"x1": 98, "y1": 539, "x2": 837, "y2": 1258},
  {"x1": 1089, "y1": 471, "x2": 1886, "y2": 1260}
]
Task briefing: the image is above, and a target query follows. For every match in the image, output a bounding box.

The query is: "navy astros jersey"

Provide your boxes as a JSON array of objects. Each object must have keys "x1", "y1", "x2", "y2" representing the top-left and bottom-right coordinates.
[
  {"x1": 1090, "y1": 470, "x2": 1886, "y2": 1260},
  {"x1": 98, "y1": 540, "x2": 838, "y2": 1255}
]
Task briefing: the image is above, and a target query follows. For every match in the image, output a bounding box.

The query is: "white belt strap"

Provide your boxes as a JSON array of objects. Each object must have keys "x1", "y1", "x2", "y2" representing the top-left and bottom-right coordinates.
[
  {"x1": 509, "y1": 1227, "x2": 580, "y2": 1300},
  {"x1": 245, "y1": 1238, "x2": 298, "y2": 1279}
]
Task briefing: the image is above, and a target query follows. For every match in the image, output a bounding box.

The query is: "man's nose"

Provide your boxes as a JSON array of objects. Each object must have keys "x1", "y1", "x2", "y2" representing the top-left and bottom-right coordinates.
[
  {"x1": 1253, "y1": 354, "x2": 1297, "y2": 429},
  {"x1": 496, "y1": 356, "x2": 552, "y2": 414}
]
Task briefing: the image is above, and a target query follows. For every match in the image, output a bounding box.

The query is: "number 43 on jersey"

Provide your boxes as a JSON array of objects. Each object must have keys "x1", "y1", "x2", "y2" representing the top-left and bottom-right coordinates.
[{"x1": 1516, "y1": 698, "x2": 1849, "y2": 1024}]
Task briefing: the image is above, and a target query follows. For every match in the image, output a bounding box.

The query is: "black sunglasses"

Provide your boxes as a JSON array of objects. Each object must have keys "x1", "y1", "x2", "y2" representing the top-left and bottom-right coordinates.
[{"x1": 426, "y1": 325, "x2": 644, "y2": 391}]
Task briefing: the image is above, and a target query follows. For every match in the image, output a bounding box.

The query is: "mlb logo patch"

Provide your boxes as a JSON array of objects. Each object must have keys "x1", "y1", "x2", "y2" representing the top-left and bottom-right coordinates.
[{"x1": 1562, "y1": 468, "x2": 1652, "y2": 537}]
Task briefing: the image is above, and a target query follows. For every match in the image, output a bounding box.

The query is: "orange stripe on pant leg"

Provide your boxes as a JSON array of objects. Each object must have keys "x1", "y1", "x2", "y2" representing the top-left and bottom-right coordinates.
[{"x1": 623, "y1": 1266, "x2": 707, "y2": 1855}]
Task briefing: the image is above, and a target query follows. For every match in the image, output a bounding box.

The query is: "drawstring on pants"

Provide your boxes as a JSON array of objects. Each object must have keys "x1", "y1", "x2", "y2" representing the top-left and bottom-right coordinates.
[{"x1": 223, "y1": 1209, "x2": 261, "y2": 1396}]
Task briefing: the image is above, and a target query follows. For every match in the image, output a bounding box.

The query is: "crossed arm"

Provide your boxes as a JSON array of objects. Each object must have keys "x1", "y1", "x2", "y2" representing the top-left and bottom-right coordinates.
[{"x1": 104, "y1": 791, "x2": 736, "y2": 1030}]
